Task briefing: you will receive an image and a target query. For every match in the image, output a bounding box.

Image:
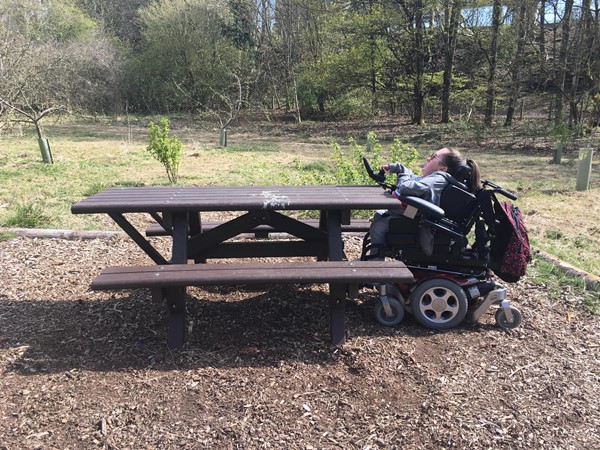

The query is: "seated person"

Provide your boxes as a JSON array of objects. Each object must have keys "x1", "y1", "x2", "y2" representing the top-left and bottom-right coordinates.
[{"x1": 368, "y1": 147, "x2": 481, "y2": 258}]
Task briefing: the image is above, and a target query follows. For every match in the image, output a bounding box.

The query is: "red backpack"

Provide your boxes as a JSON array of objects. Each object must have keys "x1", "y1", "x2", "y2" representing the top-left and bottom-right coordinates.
[{"x1": 490, "y1": 201, "x2": 531, "y2": 282}]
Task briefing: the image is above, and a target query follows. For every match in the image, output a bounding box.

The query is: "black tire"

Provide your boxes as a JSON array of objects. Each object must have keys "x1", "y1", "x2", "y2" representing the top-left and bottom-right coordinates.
[
  {"x1": 409, "y1": 278, "x2": 468, "y2": 330},
  {"x1": 495, "y1": 307, "x2": 522, "y2": 329},
  {"x1": 374, "y1": 297, "x2": 405, "y2": 327}
]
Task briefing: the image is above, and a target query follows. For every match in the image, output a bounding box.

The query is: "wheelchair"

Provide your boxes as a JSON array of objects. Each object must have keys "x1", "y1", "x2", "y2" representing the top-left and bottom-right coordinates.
[{"x1": 361, "y1": 157, "x2": 523, "y2": 331}]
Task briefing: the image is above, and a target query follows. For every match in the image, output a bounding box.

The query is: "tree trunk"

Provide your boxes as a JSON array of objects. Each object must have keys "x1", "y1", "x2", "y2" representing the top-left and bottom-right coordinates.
[
  {"x1": 484, "y1": 0, "x2": 502, "y2": 127},
  {"x1": 505, "y1": 4, "x2": 528, "y2": 126},
  {"x1": 554, "y1": 0, "x2": 573, "y2": 126},
  {"x1": 538, "y1": 0, "x2": 546, "y2": 57},
  {"x1": 369, "y1": 0, "x2": 378, "y2": 114},
  {"x1": 293, "y1": 75, "x2": 301, "y2": 123},
  {"x1": 412, "y1": 2, "x2": 426, "y2": 126},
  {"x1": 569, "y1": 0, "x2": 593, "y2": 128},
  {"x1": 442, "y1": 0, "x2": 462, "y2": 124}
]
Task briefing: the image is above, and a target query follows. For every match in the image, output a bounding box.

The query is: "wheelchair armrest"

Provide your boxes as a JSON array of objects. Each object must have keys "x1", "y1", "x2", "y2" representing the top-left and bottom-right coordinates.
[{"x1": 399, "y1": 195, "x2": 445, "y2": 220}]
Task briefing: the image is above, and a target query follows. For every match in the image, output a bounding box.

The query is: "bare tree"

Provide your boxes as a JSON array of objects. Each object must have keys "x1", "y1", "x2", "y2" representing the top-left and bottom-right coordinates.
[
  {"x1": 0, "y1": 98, "x2": 65, "y2": 163},
  {"x1": 274, "y1": 0, "x2": 305, "y2": 122},
  {"x1": 441, "y1": 0, "x2": 462, "y2": 123},
  {"x1": 554, "y1": 0, "x2": 574, "y2": 126},
  {"x1": 412, "y1": 0, "x2": 426, "y2": 125},
  {"x1": 210, "y1": 74, "x2": 243, "y2": 147},
  {"x1": 505, "y1": 2, "x2": 532, "y2": 127},
  {"x1": 567, "y1": 0, "x2": 595, "y2": 127},
  {"x1": 484, "y1": 0, "x2": 502, "y2": 127}
]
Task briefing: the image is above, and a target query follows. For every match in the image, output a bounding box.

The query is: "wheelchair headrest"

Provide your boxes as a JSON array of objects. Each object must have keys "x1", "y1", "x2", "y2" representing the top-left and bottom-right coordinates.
[{"x1": 450, "y1": 164, "x2": 472, "y2": 185}]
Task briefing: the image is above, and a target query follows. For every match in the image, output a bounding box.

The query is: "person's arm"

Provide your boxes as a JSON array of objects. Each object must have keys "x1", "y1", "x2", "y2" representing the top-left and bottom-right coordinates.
[
  {"x1": 393, "y1": 172, "x2": 448, "y2": 204},
  {"x1": 386, "y1": 162, "x2": 414, "y2": 175}
]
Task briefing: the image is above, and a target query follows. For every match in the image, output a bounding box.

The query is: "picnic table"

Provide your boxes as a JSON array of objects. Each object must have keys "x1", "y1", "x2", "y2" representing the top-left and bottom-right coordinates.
[{"x1": 72, "y1": 185, "x2": 413, "y2": 348}]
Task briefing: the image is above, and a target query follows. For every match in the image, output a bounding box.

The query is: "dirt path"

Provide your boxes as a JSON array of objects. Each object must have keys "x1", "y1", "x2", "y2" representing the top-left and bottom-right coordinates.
[{"x1": 1, "y1": 236, "x2": 599, "y2": 449}]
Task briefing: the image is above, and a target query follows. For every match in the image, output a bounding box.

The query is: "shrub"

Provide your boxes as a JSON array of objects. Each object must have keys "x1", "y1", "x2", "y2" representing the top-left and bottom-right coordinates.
[
  {"x1": 389, "y1": 138, "x2": 420, "y2": 174},
  {"x1": 330, "y1": 132, "x2": 420, "y2": 186},
  {"x1": 146, "y1": 118, "x2": 183, "y2": 183}
]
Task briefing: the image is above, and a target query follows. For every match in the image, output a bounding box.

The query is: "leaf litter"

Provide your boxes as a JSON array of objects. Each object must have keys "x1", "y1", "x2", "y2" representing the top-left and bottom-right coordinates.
[{"x1": 1, "y1": 233, "x2": 599, "y2": 449}]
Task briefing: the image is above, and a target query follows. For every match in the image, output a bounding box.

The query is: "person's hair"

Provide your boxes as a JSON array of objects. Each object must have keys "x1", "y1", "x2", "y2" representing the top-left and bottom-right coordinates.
[{"x1": 439, "y1": 147, "x2": 482, "y2": 192}]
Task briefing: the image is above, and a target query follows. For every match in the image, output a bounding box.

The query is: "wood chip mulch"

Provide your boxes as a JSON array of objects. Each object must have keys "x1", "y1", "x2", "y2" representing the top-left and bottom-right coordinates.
[{"x1": 1, "y1": 235, "x2": 599, "y2": 449}]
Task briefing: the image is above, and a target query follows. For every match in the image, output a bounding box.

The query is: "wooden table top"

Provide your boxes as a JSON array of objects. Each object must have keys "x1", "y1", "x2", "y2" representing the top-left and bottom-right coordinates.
[{"x1": 72, "y1": 185, "x2": 402, "y2": 214}]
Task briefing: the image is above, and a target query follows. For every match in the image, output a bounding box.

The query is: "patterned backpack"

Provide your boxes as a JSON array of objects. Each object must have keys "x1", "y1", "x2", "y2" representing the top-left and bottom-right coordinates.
[{"x1": 489, "y1": 200, "x2": 531, "y2": 282}]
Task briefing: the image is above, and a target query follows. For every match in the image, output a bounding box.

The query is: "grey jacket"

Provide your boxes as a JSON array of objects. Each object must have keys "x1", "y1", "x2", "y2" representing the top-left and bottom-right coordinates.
[
  {"x1": 387, "y1": 163, "x2": 454, "y2": 256},
  {"x1": 388, "y1": 162, "x2": 453, "y2": 205}
]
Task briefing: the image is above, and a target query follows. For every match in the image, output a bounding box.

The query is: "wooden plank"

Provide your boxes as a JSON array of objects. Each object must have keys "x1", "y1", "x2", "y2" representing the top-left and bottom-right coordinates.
[
  {"x1": 72, "y1": 185, "x2": 402, "y2": 214},
  {"x1": 91, "y1": 261, "x2": 414, "y2": 290},
  {"x1": 145, "y1": 219, "x2": 372, "y2": 237},
  {"x1": 192, "y1": 241, "x2": 328, "y2": 260}
]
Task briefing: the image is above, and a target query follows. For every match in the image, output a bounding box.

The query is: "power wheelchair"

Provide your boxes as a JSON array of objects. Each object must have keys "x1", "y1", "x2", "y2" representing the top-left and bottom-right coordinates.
[{"x1": 360, "y1": 157, "x2": 522, "y2": 331}]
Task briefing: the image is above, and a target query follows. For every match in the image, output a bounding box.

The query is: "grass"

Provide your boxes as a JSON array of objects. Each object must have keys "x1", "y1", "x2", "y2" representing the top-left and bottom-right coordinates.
[
  {"x1": 224, "y1": 143, "x2": 280, "y2": 153},
  {"x1": 0, "y1": 116, "x2": 599, "y2": 281},
  {"x1": 0, "y1": 231, "x2": 17, "y2": 241},
  {"x1": 528, "y1": 257, "x2": 600, "y2": 314},
  {"x1": 1, "y1": 202, "x2": 51, "y2": 228}
]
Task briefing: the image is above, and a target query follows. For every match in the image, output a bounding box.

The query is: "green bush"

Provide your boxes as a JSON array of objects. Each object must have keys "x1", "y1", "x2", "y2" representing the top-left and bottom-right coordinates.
[
  {"x1": 330, "y1": 132, "x2": 420, "y2": 186},
  {"x1": 389, "y1": 138, "x2": 420, "y2": 174},
  {"x1": 2, "y1": 203, "x2": 50, "y2": 228},
  {"x1": 146, "y1": 118, "x2": 183, "y2": 183}
]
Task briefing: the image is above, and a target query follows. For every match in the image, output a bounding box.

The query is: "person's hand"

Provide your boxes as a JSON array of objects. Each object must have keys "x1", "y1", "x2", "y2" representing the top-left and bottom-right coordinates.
[{"x1": 380, "y1": 164, "x2": 390, "y2": 172}]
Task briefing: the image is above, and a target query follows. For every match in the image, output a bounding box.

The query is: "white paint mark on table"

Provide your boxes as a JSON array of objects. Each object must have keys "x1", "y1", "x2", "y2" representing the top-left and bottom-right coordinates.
[{"x1": 259, "y1": 191, "x2": 291, "y2": 209}]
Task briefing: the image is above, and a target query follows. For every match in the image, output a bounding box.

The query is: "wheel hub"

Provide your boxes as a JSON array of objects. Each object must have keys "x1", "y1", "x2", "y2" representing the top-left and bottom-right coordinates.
[{"x1": 431, "y1": 297, "x2": 448, "y2": 313}]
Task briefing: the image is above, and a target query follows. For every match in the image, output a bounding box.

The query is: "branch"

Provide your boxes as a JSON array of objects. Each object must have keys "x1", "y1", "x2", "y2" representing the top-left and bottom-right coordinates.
[
  {"x1": 222, "y1": 74, "x2": 243, "y2": 129},
  {"x1": 206, "y1": 73, "x2": 244, "y2": 130},
  {"x1": 0, "y1": 98, "x2": 35, "y2": 122},
  {"x1": 38, "y1": 106, "x2": 66, "y2": 120},
  {"x1": 0, "y1": 98, "x2": 65, "y2": 123}
]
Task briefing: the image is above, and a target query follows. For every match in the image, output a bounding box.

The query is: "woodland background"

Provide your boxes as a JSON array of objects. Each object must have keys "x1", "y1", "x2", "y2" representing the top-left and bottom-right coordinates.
[{"x1": 1, "y1": 0, "x2": 599, "y2": 131}]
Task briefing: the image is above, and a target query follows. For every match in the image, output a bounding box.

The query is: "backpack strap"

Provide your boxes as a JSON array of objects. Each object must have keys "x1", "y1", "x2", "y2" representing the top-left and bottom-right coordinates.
[
  {"x1": 472, "y1": 189, "x2": 495, "y2": 261},
  {"x1": 477, "y1": 189, "x2": 497, "y2": 237}
]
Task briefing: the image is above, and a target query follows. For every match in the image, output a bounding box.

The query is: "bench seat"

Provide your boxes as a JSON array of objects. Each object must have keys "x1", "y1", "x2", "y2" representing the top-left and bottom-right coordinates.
[
  {"x1": 91, "y1": 260, "x2": 413, "y2": 349},
  {"x1": 145, "y1": 219, "x2": 371, "y2": 238},
  {"x1": 91, "y1": 260, "x2": 411, "y2": 290}
]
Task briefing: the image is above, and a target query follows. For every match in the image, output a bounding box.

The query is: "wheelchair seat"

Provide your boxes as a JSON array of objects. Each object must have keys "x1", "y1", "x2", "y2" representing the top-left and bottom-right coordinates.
[{"x1": 380, "y1": 173, "x2": 485, "y2": 273}]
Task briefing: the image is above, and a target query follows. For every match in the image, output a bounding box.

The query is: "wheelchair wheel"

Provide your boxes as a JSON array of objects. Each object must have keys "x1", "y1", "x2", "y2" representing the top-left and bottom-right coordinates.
[
  {"x1": 374, "y1": 297, "x2": 405, "y2": 327},
  {"x1": 409, "y1": 278, "x2": 468, "y2": 330},
  {"x1": 495, "y1": 307, "x2": 522, "y2": 330}
]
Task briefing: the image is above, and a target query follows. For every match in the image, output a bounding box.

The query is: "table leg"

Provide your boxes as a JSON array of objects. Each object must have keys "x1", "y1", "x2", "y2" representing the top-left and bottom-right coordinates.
[
  {"x1": 108, "y1": 213, "x2": 167, "y2": 265},
  {"x1": 329, "y1": 284, "x2": 346, "y2": 346},
  {"x1": 167, "y1": 286, "x2": 186, "y2": 349},
  {"x1": 171, "y1": 212, "x2": 189, "y2": 263},
  {"x1": 189, "y1": 212, "x2": 204, "y2": 263},
  {"x1": 151, "y1": 287, "x2": 164, "y2": 304},
  {"x1": 326, "y1": 210, "x2": 344, "y2": 260},
  {"x1": 167, "y1": 212, "x2": 189, "y2": 349},
  {"x1": 326, "y1": 209, "x2": 346, "y2": 345}
]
